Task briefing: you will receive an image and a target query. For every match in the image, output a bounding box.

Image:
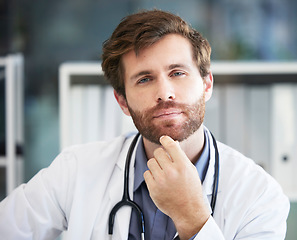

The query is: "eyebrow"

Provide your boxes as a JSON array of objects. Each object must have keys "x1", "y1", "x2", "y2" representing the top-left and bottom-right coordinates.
[
  {"x1": 168, "y1": 63, "x2": 191, "y2": 71},
  {"x1": 130, "y1": 71, "x2": 152, "y2": 81}
]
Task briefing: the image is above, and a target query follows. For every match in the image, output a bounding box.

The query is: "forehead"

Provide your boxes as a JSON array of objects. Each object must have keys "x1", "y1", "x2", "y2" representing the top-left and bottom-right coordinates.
[{"x1": 121, "y1": 34, "x2": 195, "y2": 78}]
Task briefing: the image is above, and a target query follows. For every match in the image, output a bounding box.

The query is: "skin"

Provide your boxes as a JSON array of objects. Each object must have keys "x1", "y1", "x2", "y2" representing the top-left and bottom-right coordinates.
[{"x1": 114, "y1": 33, "x2": 214, "y2": 239}]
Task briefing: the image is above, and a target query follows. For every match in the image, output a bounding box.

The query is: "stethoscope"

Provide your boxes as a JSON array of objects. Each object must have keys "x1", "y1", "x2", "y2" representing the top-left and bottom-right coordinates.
[{"x1": 108, "y1": 132, "x2": 220, "y2": 239}]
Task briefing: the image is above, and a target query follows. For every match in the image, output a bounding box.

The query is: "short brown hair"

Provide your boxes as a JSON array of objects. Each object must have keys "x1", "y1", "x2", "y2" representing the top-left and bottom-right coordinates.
[{"x1": 101, "y1": 9, "x2": 211, "y2": 97}]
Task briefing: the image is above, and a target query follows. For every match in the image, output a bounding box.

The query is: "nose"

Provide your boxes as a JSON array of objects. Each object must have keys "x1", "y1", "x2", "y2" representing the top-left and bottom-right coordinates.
[{"x1": 156, "y1": 77, "x2": 176, "y2": 102}]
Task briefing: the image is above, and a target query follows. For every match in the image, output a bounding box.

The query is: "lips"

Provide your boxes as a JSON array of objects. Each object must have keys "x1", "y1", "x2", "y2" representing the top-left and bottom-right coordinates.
[{"x1": 153, "y1": 109, "x2": 183, "y2": 118}]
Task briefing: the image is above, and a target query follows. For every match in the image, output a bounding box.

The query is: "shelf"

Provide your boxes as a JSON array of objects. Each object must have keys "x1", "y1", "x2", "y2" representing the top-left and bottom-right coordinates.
[{"x1": 0, "y1": 157, "x2": 6, "y2": 167}]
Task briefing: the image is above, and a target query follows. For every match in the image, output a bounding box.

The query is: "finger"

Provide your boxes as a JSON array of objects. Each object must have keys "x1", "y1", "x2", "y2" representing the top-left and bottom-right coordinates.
[
  {"x1": 143, "y1": 169, "x2": 155, "y2": 191},
  {"x1": 153, "y1": 147, "x2": 172, "y2": 170},
  {"x1": 147, "y1": 158, "x2": 162, "y2": 178},
  {"x1": 159, "y1": 136, "x2": 187, "y2": 163},
  {"x1": 143, "y1": 169, "x2": 154, "y2": 182}
]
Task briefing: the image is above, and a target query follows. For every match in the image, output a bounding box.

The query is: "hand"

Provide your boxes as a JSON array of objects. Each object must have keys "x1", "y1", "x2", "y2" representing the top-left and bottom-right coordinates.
[{"x1": 143, "y1": 136, "x2": 210, "y2": 239}]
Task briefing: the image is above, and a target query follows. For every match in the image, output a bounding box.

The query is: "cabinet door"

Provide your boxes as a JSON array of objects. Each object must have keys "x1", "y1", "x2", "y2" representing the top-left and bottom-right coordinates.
[{"x1": 271, "y1": 83, "x2": 297, "y2": 200}]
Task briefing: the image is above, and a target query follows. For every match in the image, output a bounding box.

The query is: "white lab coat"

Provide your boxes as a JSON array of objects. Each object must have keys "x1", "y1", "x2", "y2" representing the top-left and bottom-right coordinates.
[{"x1": 0, "y1": 129, "x2": 290, "y2": 240}]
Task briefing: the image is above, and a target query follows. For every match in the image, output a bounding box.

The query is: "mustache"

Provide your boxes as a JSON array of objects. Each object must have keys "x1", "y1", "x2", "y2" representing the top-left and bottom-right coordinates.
[{"x1": 149, "y1": 101, "x2": 189, "y2": 113}]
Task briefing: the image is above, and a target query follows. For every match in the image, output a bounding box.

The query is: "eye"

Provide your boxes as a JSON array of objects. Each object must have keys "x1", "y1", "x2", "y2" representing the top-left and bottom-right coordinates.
[
  {"x1": 171, "y1": 71, "x2": 185, "y2": 77},
  {"x1": 137, "y1": 77, "x2": 151, "y2": 84}
]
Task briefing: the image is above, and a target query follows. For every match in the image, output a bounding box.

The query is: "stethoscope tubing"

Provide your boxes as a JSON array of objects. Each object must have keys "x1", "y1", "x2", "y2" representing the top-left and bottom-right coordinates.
[
  {"x1": 209, "y1": 131, "x2": 219, "y2": 216},
  {"x1": 108, "y1": 133, "x2": 144, "y2": 236}
]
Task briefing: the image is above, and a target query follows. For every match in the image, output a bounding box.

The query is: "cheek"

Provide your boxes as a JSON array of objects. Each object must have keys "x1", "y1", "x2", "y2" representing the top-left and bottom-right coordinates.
[
  {"x1": 180, "y1": 81, "x2": 204, "y2": 103},
  {"x1": 126, "y1": 91, "x2": 150, "y2": 112},
  {"x1": 126, "y1": 85, "x2": 155, "y2": 106}
]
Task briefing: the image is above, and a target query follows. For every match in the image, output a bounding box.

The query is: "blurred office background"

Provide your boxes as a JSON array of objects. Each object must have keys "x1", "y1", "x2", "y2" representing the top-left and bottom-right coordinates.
[{"x1": 0, "y1": 0, "x2": 297, "y2": 239}]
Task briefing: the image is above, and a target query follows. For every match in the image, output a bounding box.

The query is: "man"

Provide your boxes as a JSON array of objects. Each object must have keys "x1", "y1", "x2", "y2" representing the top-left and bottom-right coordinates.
[{"x1": 0, "y1": 9, "x2": 289, "y2": 240}]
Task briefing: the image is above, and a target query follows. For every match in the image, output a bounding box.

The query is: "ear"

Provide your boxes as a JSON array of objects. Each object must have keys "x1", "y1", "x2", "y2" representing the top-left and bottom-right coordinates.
[
  {"x1": 114, "y1": 90, "x2": 131, "y2": 116},
  {"x1": 204, "y1": 72, "x2": 214, "y2": 102}
]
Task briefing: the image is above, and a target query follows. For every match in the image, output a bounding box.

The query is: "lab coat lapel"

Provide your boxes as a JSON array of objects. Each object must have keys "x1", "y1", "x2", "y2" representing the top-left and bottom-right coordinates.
[{"x1": 108, "y1": 134, "x2": 139, "y2": 240}]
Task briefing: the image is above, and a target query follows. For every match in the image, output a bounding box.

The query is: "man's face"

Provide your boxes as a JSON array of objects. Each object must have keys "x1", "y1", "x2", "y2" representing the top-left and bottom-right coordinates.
[{"x1": 116, "y1": 34, "x2": 212, "y2": 144}]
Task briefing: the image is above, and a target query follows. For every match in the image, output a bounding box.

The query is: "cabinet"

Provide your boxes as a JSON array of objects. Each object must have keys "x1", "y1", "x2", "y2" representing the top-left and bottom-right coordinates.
[
  {"x1": 59, "y1": 61, "x2": 297, "y2": 200},
  {"x1": 0, "y1": 54, "x2": 24, "y2": 199},
  {"x1": 59, "y1": 62, "x2": 136, "y2": 150}
]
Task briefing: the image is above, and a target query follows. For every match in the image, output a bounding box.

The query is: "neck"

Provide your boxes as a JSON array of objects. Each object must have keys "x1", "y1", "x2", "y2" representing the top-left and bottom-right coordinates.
[{"x1": 143, "y1": 125, "x2": 205, "y2": 164}]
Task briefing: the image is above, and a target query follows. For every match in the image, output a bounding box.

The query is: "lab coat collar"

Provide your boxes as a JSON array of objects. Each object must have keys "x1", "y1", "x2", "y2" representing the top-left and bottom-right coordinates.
[{"x1": 108, "y1": 134, "x2": 139, "y2": 240}]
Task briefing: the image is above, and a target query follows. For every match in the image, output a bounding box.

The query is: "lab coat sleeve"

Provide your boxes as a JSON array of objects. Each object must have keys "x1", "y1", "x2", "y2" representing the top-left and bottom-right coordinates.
[
  {"x1": 232, "y1": 179, "x2": 290, "y2": 240},
  {"x1": 193, "y1": 217, "x2": 224, "y2": 240},
  {"x1": 0, "y1": 150, "x2": 76, "y2": 240},
  {"x1": 192, "y1": 196, "x2": 289, "y2": 240},
  {"x1": 192, "y1": 180, "x2": 290, "y2": 240}
]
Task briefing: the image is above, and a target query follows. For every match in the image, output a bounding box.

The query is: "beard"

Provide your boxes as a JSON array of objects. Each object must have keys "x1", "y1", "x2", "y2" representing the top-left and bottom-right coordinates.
[{"x1": 127, "y1": 91, "x2": 205, "y2": 144}]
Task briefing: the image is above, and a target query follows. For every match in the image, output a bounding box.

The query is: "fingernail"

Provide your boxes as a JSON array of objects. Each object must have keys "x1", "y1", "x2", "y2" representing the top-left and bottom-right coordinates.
[
  {"x1": 159, "y1": 135, "x2": 166, "y2": 143},
  {"x1": 159, "y1": 135, "x2": 174, "y2": 145}
]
